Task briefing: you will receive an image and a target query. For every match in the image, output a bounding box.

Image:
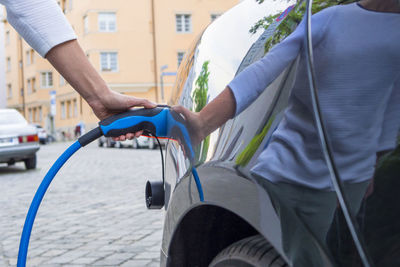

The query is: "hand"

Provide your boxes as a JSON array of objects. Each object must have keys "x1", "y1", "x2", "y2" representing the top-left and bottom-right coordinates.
[
  {"x1": 88, "y1": 89, "x2": 156, "y2": 140},
  {"x1": 172, "y1": 105, "x2": 208, "y2": 145}
]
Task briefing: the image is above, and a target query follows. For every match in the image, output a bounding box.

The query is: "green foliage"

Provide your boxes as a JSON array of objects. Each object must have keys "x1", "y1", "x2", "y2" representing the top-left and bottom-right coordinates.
[
  {"x1": 236, "y1": 116, "x2": 275, "y2": 167},
  {"x1": 192, "y1": 61, "x2": 210, "y2": 113},
  {"x1": 192, "y1": 61, "x2": 211, "y2": 164},
  {"x1": 250, "y1": 0, "x2": 356, "y2": 53}
]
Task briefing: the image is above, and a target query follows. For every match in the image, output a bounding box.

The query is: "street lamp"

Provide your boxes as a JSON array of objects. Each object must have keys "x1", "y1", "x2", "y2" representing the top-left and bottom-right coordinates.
[{"x1": 159, "y1": 65, "x2": 177, "y2": 103}]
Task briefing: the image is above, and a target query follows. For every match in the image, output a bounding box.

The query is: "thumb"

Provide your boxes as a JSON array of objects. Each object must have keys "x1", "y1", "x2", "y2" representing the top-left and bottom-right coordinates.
[
  {"x1": 126, "y1": 96, "x2": 156, "y2": 109},
  {"x1": 172, "y1": 105, "x2": 193, "y2": 120}
]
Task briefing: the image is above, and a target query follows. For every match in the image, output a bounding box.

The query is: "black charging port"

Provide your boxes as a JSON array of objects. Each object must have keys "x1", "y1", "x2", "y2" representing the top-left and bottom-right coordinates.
[{"x1": 145, "y1": 180, "x2": 164, "y2": 209}]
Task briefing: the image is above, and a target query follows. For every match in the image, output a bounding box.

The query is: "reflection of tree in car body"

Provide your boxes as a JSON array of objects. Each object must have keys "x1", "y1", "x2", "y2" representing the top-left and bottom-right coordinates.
[
  {"x1": 251, "y1": 0, "x2": 357, "y2": 52},
  {"x1": 192, "y1": 61, "x2": 211, "y2": 163}
]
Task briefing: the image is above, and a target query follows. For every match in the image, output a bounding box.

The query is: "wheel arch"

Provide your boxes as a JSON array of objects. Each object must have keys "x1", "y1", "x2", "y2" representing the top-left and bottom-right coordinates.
[{"x1": 166, "y1": 204, "x2": 260, "y2": 267}]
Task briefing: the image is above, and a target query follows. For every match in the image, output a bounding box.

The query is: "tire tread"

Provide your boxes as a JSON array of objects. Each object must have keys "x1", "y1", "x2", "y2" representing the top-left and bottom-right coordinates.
[{"x1": 209, "y1": 235, "x2": 286, "y2": 267}]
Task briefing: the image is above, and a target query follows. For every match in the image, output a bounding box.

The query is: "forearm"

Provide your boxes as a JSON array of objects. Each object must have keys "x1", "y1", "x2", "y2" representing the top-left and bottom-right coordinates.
[
  {"x1": 45, "y1": 40, "x2": 110, "y2": 107},
  {"x1": 199, "y1": 86, "x2": 236, "y2": 138}
]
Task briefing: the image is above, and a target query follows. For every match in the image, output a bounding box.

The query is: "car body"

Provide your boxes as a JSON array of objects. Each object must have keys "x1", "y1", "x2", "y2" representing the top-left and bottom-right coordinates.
[
  {"x1": 0, "y1": 109, "x2": 40, "y2": 169},
  {"x1": 31, "y1": 124, "x2": 48, "y2": 144},
  {"x1": 157, "y1": 1, "x2": 400, "y2": 266}
]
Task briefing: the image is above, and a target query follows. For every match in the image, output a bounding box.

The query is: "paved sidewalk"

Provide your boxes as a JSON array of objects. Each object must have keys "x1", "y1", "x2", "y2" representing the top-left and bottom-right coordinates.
[{"x1": 0, "y1": 141, "x2": 165, "y2": 266}]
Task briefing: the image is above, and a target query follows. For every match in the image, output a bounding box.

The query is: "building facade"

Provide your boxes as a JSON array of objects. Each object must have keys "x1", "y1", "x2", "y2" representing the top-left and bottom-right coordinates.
[{"x1": 4, "y1": 0, "x2": 238, "y2": 138}]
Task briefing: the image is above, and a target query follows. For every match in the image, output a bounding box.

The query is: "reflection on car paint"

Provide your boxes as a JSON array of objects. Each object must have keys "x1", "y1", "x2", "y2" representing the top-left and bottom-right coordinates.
[{"x1": 161, "y1": 0, "x2": 400, "y2": 266}]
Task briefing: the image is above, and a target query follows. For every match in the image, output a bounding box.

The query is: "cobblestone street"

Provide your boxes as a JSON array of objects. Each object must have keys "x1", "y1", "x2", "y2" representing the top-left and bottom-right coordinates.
[{"x1": 0, "y1": 141, "x2": 164, "y2": 267}]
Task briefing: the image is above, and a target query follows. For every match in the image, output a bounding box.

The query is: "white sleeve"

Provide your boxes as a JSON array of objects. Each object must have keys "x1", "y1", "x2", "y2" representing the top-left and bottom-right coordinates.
[
  {"x1": 228, "y1": 6, "x2": 338, "y2": 116},
  {"x1": 1, "y1": 0, "x2": 77, "y2": 57}
]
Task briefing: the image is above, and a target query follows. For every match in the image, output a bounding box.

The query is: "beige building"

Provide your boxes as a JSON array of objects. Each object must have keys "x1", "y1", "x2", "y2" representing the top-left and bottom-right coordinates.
[{"x1": 4, "y1": 0, "x2": 238, "y2": 138}]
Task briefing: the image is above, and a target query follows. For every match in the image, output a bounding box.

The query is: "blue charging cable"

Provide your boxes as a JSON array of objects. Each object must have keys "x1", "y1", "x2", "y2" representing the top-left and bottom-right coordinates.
[
  {"x1": 17, "y1": 141, "x2": 82, "y2": 266},
  {"x1": 17, "y1": 107, "x2": 204, "y2": 267}
]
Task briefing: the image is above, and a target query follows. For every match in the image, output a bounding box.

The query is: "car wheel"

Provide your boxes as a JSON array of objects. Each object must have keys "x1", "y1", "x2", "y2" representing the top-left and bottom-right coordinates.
[
  {"x1": 115, "y1": 141, "x2": 122, "y2": 149},
  {"x1": 132, "y1": 139, "x2": 139, "y2": 149},
  {"x1": 148, "y1": 138, "x2": 155, "y2": 150},
  {"x1": 106, "y1": 138, "x2": 113, "y2": 148},
  {"x1": 209, "y1": 235, "x2": 287, "y2": 267},
  {"x1": 24, "y1": 154, "x2": 37, "y2": 170}
]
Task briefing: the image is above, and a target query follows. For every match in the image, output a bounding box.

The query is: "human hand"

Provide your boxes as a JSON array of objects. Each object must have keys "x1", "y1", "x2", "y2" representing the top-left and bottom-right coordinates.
[
  {"x1": 88, "y1": 89, "x2": 156, "y2": 140},
  {"x1": 172, "y1": 105, "x2": 208, "y2": 145}
]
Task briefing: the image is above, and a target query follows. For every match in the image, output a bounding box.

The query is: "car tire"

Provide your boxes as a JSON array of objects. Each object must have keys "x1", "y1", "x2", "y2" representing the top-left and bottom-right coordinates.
[
  {"x1": 209, "y1": 235, "x2": 287, "y2": 267},
  {"x1": 106, "y1": 138, "x2": 114, "y2": 148},
  {"x1": 115, "y1": 141, "x2": 122, "y2": 149},
  {"x1": 24, "y1": 154, "x2": 37, "y2": 170},
  {"x1": 132, "y1": 139, "x2": 139, "y2": 149},
  {"x1": 148, "y1": 138, "x2": 155, "y2": 150}
]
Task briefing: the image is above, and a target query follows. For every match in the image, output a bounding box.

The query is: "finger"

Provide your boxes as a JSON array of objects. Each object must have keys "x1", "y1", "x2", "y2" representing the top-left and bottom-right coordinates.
[
  {"x1": 172, "y1": 105, "x2": 191, "y2": 119},
  {"x1": 126, "y1": 97, "x2": 156, "y2": 109},
  {"x1": 141, "y1": 99, "x2": 157, "y2": 109}
]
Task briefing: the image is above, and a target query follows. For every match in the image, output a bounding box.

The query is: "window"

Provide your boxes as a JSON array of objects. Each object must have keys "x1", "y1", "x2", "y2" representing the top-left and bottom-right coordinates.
[
  {"x1": 98, "y1": 12, "x2": 116, "y2": 32},
  {"x1": 67, "y1": 100, "x2": 72, "y2": 118},
  {"x1": 100, "y1": 52, "x2": 118, "y2": 72},
  {"x1": 61, "y1": 101, "x2": 66, "y2": 119},
  {"x1": 83, "y1": 15, "x2": 89, "y2": 34},
  {"x1": 28, "y1": 108, "x2": 32, "y2": 123},
  {"x1": 177, "y1": 52, "x2": 185, "y2": 67},
  {"x1": 73, "y1": 99, "x2": 78, "y2": 117},
  {"x1": 5, "y1": 31, "x2": 10, "y2": 45},
  {"x1": 7, "y1": 84, "x2": 12, "y2": 99},
  {"x1": 211, "y1": 14, "x2": 221, "y2": 22},
  {"x1": 6, "y1": 57, "x2": 11, "y2": 72},
  {"x1": 41, "y1": 72, "x2": 53, "y2": 88},
  {"x1": 32, "y1": 77, "x2": 36, "y2": 93},
  {"x1": 176, "y1": 14, "x2": 191, "y2": 33},
  {"x1": 30, "y1": 49, "x2": 35, "y2": 64},
  {"x1": 26, "y1": 51, "x2": 30, "y2": 65},
  {"x1": 38, "y1": 107, "x2": 42, "y2": 122},
  {"x1": 33, "y1": 108, "x2": 37, "y2": 122},
  {"x1": 27, "y1": 79, "x2": 32, "y2": 94}
]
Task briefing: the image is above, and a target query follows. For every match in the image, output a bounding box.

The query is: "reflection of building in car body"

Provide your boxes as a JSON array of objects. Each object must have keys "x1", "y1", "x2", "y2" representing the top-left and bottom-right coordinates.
[{"x1": 158, "y1": 0, "x2": 400, "y2": 266}]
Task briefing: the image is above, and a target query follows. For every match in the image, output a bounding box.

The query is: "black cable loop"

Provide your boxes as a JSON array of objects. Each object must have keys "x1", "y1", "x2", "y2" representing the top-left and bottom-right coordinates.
[
  {"x1": 154, "y1": 135, "x2": 165, "y2": 186},
  {"x1": 303, "y1": 1, "x2": 372, "y2": 266}
]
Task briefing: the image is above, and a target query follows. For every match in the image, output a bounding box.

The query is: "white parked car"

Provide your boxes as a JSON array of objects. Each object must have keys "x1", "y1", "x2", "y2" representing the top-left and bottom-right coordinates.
[
  {"x1": 98, "y1": 135, "x2": 165, "y2": 149},
  {"x1": 32, "y1": 124, "x2": 48, "y2": 144},
  {"x1": 0, "y1": 109, "x2": 40, "y2": 169}
]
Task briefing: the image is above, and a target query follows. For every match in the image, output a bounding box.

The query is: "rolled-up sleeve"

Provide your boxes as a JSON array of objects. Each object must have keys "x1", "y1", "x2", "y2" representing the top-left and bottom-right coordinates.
[{"x1": 2, "y1": 0, "x2": 77, "y2": 57}]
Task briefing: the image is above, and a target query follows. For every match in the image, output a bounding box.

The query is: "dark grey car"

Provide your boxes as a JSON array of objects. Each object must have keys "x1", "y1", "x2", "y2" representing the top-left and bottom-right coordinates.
[{"x1": 153, "y1": 1, "x2": 400, "y2": 266}]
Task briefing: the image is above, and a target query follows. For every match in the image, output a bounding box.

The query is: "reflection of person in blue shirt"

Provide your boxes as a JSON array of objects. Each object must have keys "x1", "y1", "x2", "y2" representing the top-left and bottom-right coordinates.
[{"x1": 174, "y1": 1, "x2": 400, "y2": 266}]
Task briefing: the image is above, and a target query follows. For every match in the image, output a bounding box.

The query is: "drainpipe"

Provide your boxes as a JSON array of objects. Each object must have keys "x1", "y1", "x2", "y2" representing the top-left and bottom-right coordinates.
[
  {"x1": 18, "y1": 36, "x2": 26, "y2": 117},
  {"x1": 150, "y1": 0, "x2": 159, "y2": 102}
]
